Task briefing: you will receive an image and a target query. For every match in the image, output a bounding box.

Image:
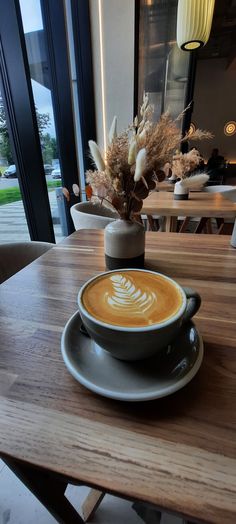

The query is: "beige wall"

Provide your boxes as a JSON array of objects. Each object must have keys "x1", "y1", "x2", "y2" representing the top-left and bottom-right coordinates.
[
  {"x1": 192, "y1": 58, "x2": 236, "y2": 162},
  {"x1": 89, "y1": 0, "x2": 135, "y2": 151}
]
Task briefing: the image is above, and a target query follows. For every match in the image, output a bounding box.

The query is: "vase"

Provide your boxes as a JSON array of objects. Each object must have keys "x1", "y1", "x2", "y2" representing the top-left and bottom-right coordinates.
[
  {"x1": 104, "y1": 219, "x2": 145, "y2": 270},
  {"x1": 174, "y1": 180, "x2": 189, "y2": 200}
]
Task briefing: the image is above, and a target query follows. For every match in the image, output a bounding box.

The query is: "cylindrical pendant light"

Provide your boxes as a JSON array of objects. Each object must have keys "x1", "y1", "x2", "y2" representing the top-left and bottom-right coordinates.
[{"x1": 177, "y1": 0, "x2": 215, "y2": 51}]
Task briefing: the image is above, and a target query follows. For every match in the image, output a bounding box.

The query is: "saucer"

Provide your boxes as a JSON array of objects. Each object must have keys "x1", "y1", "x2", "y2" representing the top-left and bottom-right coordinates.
[{"x1": 61, "y1": 311, "x2": 204, "y2": 402}]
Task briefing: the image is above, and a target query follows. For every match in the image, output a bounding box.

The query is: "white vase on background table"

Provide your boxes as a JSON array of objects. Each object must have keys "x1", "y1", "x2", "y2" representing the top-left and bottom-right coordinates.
[{"x1": 174, "y1": 180, "x2": 189, "y2": 200}]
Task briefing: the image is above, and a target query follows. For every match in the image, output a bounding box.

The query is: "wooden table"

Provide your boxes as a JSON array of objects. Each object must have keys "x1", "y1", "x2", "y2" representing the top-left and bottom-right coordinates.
[
  {"x1": 142, "y1": 191, "x2": 236, "y2": 232},
  {"x1": 0, "y1": 231, "x2": 236, "y2": 524},
  {"x1": 156, "y1": 180, "x2": 175, "y2": 191}
]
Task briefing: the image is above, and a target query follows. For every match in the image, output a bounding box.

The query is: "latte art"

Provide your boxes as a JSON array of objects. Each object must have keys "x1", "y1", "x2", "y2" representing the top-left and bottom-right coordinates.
[
  {"x1": 106, "y1": 274, "x2": 156, "y2": 315},
  {"x1": 81, "y1": 270, "x2": 183, "y2": 328}
]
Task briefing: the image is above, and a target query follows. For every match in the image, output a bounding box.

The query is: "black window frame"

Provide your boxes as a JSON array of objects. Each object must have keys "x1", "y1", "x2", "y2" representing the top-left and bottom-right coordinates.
[
  {"x1": 70, "y1": 0, "x2": 97, "y2": 173},
  {"x1": 0, "y1": 0, "x2": 55, "y2": 242},
  {"x1": 41, "y1": 0, "x2": 81, "y2": 235}
]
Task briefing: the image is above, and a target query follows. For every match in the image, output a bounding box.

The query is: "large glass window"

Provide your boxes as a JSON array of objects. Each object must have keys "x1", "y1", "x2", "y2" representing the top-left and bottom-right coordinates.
[
  {"x1": 0, "y1": 93, "x2": 30, "y2": 243},
  {"x1": 0, "y1": 0, "x2": 93, "y2": 242},
  {"x1": 19, "y1": 0, "x2": 65, "y2": 243}
]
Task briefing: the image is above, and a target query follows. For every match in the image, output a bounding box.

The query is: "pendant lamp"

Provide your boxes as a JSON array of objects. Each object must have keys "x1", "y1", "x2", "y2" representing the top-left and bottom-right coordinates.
[{"x1": 177, "y1": 0, "x2": 215, "y2": 51}]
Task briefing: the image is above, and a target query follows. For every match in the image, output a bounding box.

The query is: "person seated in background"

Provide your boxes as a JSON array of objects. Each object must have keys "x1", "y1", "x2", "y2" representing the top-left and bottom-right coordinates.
[{"x1": 207, "y1": 148, "x2": 225, "y2": 184}]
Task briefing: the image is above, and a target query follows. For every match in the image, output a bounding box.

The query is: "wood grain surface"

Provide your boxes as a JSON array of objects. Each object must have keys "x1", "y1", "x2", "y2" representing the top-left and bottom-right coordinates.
[
  {"x1": 156, "y1": 181, "x2": 175, "y2": 191},
  {"x1": 0, "y1": 231, "x2": 236, "y2": 524},
  {"x1": 142, "y1": 190, "x2": 236, "y2": 218},
  {"x1": 156, "y1": 181, "x2": 201, "y2": 192}
]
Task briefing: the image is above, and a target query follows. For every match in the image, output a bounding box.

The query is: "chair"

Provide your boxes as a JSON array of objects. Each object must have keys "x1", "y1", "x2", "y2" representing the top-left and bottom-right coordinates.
[
  {"x1": 0, "y1": 241, "x2": 54, "y2": 284},
  {"x1": 70, "y1": 201, "x2": 118, "y2": 230},
  {"x1": 198, "y1": 185, "x2": 236, "y2": 234}
]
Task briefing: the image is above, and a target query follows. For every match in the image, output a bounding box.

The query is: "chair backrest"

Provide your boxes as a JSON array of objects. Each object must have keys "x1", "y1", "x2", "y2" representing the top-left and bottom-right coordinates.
[
  {"x1": 70, "y1": 202, "x2": 118, "y2": 231},
  {"x1": 0, "y1": 241, "x2": 54, "y2": 284}
]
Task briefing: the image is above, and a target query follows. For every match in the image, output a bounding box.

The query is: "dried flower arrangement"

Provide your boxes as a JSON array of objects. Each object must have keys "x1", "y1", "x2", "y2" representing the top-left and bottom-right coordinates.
[
  {"x1": 172, "y1": 148, "x2": 202, "y2": 180},
  {"x1": 85, "y1": 95, "x2": 181, "y2": 220},
  {"x1": 86, "y1": 94, "x2": 213, "y2": 219},
  {"x1": 62, "y1": 184, "x2": 80, "y2": 202},
  {"x1": 171, "y1": 148, "x2": 210, "y2": 190}
]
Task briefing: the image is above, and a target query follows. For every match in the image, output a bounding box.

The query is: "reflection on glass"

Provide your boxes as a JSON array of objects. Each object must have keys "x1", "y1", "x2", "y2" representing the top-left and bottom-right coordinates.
[
  {"x1": 138, "y1": 0, "x2": 190, "y2": 122},
  {"x1": 19, "y1": 0, "x2": 65, "y2": 243},
  {"x1": 0, "y1": 93, "x2": 30, "y2": 243}
]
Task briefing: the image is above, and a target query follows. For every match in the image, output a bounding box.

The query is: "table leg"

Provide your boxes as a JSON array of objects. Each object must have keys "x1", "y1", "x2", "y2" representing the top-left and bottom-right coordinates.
[
  {"x1": 230, "y1": 218, "x2": 236, "y2": 247},
  {"x1": 194, "y1": 217, "x2": 209, "y2": 234},
  {"x1": 3, "y1": 457, "x2": 84, "y2": 523},
  {"x1": 165, "y1": 216, "x2": 177, "y2": 232},
  {"x1": 146, "y1": 215, "x2": 159, "y2": 231},
  {"x1": 81, "y1": 489, "x2": 105, "y2": 522},
  {"x1": 206, "y1": 219, "x2": 213, "y2": 234},
  {"x1": 179, "y1": 217, "x2": 190, "y2": 233}
]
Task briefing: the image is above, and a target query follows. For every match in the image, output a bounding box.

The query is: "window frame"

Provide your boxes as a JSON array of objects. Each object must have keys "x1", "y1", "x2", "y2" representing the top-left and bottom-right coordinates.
[{"x1": 0, "y1": 0, "x2": 55, "y2": 242}]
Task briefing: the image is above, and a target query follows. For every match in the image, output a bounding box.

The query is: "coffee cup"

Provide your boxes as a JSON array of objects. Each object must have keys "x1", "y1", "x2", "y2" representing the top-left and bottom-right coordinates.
[{"x1": 77, "y1": 269, "x2": 201, "y2": 361}]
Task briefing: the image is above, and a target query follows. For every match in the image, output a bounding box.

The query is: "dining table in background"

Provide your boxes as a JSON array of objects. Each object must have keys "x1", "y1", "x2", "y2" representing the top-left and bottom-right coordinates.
[
  {"x1": 142, "y1": 190, "x2": 236, "y2": 232},
  {"x1": 156, "y1": 180, "x2": 205, "y2": 192},
  {"x1": 0, "y1": 230, "x2": 236, "y2": 524},
  {"x1": 156, "y1": 180, "x2": 175, "y2": 191}
]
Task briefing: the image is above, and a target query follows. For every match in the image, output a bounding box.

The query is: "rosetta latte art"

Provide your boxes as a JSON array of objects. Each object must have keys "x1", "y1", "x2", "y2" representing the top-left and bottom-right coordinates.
[
  {"x1": 105, "y1": 274, "x2": 156, "y2": 315},
  {"x1": 82, "y1": 270, "x2": 182, "y2": 326}
]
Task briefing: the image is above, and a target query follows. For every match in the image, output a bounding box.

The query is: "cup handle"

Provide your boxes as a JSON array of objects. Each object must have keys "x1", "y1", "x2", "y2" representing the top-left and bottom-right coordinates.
[{"x1": 182, "y1": 287, "x2": 201, "y2": 323}]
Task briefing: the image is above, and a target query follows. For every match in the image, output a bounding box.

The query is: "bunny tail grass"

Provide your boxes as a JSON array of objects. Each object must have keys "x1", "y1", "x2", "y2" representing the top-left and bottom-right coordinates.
[
  {"x1": 181, "y1": 173, "x2": 209, "y2": 189},
  {"x1": 109, "y1": 116, "x2": 117, "y2": 144}
]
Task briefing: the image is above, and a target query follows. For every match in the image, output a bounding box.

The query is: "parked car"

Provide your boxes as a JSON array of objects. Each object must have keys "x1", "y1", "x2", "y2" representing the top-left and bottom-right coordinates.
[
  {"x1": 51, "y1": 167, "x2": 61, "y2": 179},
  {"x1": 4, "y1": 165, "x2": 17, "y2": 178},
  {"x1": 44, "y1": 164, "x2": 53, "y2": 176}
]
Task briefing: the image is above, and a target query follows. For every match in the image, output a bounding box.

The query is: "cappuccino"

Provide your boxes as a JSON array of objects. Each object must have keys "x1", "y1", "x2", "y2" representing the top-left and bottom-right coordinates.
[{"x1": 81, "y1": 270, "x2": 183, "y2": 328}]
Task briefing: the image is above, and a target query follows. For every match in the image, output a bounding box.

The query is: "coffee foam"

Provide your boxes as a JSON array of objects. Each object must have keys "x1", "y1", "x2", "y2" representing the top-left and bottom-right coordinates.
[{"x1": 82, "y1": 271, "x2": 183, "y2": 328}]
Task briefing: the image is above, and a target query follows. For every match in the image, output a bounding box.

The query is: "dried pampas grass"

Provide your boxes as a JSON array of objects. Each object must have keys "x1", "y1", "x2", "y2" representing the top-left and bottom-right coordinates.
[
  {"x1": 181, "y1": 173, "x2": 209, "y2": 189},
  {"x1": 172, "y1": 149, "x2": 205, "y2": 180},
  {"x1": 183, "y1": 129, "x2": 213, "y2": 142}
]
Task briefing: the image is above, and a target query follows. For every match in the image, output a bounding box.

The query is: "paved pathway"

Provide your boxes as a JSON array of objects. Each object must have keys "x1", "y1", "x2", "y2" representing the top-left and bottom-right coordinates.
[{"x1": 0, "y1": 191, "x2": 65, "y2": 244}]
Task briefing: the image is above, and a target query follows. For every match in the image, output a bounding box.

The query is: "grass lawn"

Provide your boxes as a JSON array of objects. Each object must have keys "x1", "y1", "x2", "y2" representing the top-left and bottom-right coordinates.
[{"x1": 0, "y1": 180, "x2": 61, "y2": 206}]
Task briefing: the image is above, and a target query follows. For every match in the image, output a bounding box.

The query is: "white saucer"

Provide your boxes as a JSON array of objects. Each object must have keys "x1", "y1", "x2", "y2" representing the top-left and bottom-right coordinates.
[{"x1": 61, "y1": 311, "x2": 204, "y2": 402}]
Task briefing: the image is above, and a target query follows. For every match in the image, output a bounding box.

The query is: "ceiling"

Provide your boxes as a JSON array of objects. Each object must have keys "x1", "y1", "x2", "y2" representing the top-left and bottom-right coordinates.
[{"x1": 142, "y1": 0, "x2": 236, "y2": 64}]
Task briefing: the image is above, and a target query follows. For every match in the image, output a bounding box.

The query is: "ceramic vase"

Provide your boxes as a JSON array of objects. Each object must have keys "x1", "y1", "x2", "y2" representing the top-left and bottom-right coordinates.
[
  {"x1": 104, "y1": 219, "x2": 145, "y2": 270},
  {"x1": 174, "y1": 180, "x2": 189, "y2": 200}
]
